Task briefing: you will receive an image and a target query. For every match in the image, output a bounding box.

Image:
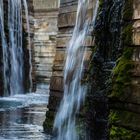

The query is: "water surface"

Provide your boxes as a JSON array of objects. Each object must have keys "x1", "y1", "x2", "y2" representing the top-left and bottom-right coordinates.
[{"x1": 0, "y1": 93, "x2": 50, "y2": 140}]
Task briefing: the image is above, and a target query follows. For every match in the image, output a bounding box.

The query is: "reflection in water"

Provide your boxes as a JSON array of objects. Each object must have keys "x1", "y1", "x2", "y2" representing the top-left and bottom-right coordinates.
[{"x1": 0, "y1": 93, "x2": 50, "y2": 140}]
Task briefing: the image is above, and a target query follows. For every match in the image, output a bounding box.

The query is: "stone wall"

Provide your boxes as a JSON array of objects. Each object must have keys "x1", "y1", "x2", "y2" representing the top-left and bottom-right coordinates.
[
  {"x1": 43, "y1": 1, "x2": 78, "y2": 131},
  {"x1": 23, "y1": 0, "x2": 36, "y2": 92},
  {"x1": 108, "y1": 0, "x2": 140, "y2": 139},
  {"x1": 85, "y1": 0, "x2": 124, "y2": 139},
  {"x1": 43, "y1": 0, "x2": 94, "y2": 132},
  {"x1": 84, "y1": 0, "x2": 140, "y2": 139},
  {"x1": 32, "y1": 0, "x2": 59, "y2": 93},
  {"x1": 42, "y1": 0, "x2": 140, "y2": 139}
]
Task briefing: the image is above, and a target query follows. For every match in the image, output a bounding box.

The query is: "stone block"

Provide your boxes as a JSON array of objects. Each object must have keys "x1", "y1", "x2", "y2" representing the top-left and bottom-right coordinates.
[
  {"x1": 133, "y1": 0, "x2": 140, "y2": 20},
  {"x1": 133, "y1": 21, "x2": 140, "y2": 45},
  {"x1": 50, "y1": 76, "x2": 63, "y2": 92},
  {"x1": 33, "y1": 0, "x2": 59, "y2": 10},
  {"x1": 32, "y1": 0, "x2": 59, "y2": 87},
  {"x1": 132, "y1": 62, "x2": 140, "y2": 76},
  {"x1": 133, "y1": 47, "x2": 140, "y2": 61},
  {"x1": 58, "y1": 12, "x2": 76, "y2": 28},
  {"x1": 57, "y1": 35, "x2": 93, "y2": 47}
]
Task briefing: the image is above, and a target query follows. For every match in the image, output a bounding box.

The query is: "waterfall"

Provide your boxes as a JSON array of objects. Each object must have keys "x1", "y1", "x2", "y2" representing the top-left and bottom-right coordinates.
[
  {"x1": 0, "y1": 0, "x2": 9, "y2": 96},
  {"x1": 0, "y1": 0, "x2": 32, "y2": 96},
  {"x1": 22, "y1": 0, "x2": 33, "y2": 93},
  {"x1": 8, "y1": 0, "x2": 24, "y2": 96},
  {"x1": 53, "y1": 0, "x2": 99, "y2": 140}
]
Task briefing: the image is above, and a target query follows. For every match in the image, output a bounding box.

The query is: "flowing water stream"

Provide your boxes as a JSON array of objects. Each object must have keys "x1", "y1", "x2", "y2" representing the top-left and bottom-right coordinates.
[
  {"x1": 53, "y1": 0, "x2": 99, "y2": 140},
  {"x1": 0, "y1": 0, "x2": 9, "y2": 96},
  {"x1": 0, "y1": 0, "x2": 99, "y2": 139},
  {"x1": 0, "y1": 1, "x2": 45, "y2": 140},
  {"x1": 0, "y1": 0, "x2": 32, "y2": 96}
]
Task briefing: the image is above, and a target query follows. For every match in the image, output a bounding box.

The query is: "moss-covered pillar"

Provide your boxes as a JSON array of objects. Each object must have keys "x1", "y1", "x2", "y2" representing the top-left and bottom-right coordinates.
[{"x1": 109, "y1": 0, "x2": 140, "y2": 139}]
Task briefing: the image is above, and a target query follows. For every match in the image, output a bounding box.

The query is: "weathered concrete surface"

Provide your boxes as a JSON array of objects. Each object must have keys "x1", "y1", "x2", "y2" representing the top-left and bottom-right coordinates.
[{"x1": 32, "y1": 0, "x2": 59, "y2": 92}]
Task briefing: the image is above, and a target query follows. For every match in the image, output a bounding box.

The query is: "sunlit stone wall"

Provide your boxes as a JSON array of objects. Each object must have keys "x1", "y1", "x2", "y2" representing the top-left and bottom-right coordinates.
[{"x1": 32, "y1": 0, "x2": 59, "y2": 93}]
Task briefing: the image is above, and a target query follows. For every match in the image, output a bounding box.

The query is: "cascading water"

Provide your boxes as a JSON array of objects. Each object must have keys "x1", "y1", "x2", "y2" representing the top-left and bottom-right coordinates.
[
  {"x1": 22, "y1": 0, "x2": 33, "y2": 93},
  {"x1": 0, "y1": 0, "x2": 32, "y2": 96},
  {"x1": 53, "y1": 0, "x2": 99, "y2": 140},
  {"x1": 8, "y1": 0, "x2": 23, "y2": 96},
  {"x1": 0, "y1": 0, "x2": 9, "y2": 96}
]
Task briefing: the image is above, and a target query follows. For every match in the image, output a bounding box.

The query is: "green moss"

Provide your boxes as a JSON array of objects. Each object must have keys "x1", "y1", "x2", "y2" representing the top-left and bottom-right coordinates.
[
  {"x1": 108, "y1": 1, "x2": 139, "y2": 138},
  {"x1": 110, "y1": 8, "x2": 134, "y2": 97},
  {"x1": 76, "y1": 117, "x2": 87, "y2": 139},
  {"x1": 99, "y1": 0, "x2": 103, "y2": 8},
  {"x1": 122, "y1": 24, "x2": 133, "y2": 46},
  {"x1": 110, "y1": 125, "x2": 140, "y2": 140},
  {"x1": 109, "y1": 110, "x2": 140, "y2": 139},
  {"x1": 110, "y1": 47, "x2": 134, "y2": 97},
  {"x1": 109, "y1": 110, "x2": 140, "y2": 125}
]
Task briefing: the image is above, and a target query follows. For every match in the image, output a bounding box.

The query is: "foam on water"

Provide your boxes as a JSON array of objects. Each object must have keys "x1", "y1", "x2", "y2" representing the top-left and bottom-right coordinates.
[
  {"x1": 0, "y1": 93, "x2": 50, "y2": 140},
  {"x1": 0, "y1": 93, "x2": 48, "y2": 111}
]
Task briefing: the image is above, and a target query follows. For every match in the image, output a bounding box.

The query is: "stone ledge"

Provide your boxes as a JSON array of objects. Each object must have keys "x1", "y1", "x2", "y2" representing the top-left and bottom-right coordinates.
[
  {"x1": 34, "y1": 8, "x2": 59, "y2": 13},
  {"x1": 109, "y1": 98, "x2": 140, "y2": 114}
]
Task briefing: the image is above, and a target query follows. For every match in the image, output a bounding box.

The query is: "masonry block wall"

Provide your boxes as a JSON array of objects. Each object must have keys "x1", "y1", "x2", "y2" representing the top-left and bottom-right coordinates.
[{"x1": 32, "y1": 0, "x2": 59, "y2": 92}]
